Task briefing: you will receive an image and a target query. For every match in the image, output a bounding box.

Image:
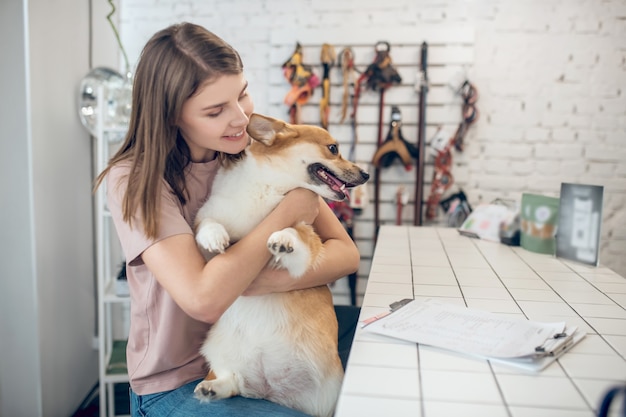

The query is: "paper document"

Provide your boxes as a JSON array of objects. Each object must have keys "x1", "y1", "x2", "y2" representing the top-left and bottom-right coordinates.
[{"x1": 363, "y1": 298, "x2": 583, "y2": 369}]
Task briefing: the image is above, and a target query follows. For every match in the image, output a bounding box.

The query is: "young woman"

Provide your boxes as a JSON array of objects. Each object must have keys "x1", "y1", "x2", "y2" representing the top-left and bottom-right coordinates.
[{"x1": 95, "y1": 22, "x2": 360, "y2": 416}]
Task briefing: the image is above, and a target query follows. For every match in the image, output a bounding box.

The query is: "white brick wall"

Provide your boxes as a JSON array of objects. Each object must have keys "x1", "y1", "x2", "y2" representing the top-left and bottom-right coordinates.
[{"x1": 117, "y1": 0, "x2": 626, "y2": 304}]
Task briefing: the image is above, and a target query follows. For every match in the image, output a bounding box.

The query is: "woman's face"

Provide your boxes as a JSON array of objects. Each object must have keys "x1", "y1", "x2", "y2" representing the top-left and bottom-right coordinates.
[{"x1": 178, "y1": 73, "x2": 254, "y2": 162}]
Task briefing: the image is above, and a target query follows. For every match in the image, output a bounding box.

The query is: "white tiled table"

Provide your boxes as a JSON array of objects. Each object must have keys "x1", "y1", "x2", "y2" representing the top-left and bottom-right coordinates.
[{"x1": 336, "y1": 226, "x2": 626, "y2": 417}]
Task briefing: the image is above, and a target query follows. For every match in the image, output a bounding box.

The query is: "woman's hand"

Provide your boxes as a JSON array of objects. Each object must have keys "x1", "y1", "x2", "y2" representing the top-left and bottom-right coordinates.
[
  {"x1": 242, "y1": 266, "x2": 298, "y2": 296},
  {"x1": 243, "y1": 195, "x2": 360, "y2": 297},
  {"x1": 277, "y1": 188, "x2": 320, "y2": 225}
]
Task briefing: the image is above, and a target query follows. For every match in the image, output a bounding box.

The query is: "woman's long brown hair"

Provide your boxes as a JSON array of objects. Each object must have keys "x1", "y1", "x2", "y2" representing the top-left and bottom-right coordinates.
[{"x1": 94, "y1": 22, "x2": 244, "y2": 239}]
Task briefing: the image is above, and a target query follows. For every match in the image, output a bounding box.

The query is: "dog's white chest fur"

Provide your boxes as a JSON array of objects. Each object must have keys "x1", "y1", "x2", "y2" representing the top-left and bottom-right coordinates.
[{"x1": 199, "y1": 157, "x2": 286, "y2": 240}]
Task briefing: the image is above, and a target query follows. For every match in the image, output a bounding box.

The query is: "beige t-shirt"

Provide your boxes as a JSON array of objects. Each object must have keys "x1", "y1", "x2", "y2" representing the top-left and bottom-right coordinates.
[{"x1": 106, "y1": 160, "x2": 220, "y2": 395}]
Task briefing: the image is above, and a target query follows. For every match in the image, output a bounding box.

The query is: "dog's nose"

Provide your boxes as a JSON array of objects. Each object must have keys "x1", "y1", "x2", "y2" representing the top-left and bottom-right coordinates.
[{"x1": 361, "y1": 171, "x2": 370, "y2": 181}]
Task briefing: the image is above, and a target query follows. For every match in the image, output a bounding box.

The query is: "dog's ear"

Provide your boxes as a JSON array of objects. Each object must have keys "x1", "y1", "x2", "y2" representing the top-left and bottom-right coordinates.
[{"x1": 247, "y1": 113, "x2": 298, "y2": 145}]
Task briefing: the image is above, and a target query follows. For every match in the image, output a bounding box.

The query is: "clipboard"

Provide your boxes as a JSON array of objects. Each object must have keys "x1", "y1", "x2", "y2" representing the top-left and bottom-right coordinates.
[{"x1": 362, "y1": 298, "x2": 585, "y2": 371}]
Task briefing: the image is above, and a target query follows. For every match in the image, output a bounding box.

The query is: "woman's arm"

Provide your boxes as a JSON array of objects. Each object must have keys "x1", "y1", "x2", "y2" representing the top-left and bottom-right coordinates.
[
  {"x1": 242, "y1": 197, "x2": 360, "y2": 296},
  {"x1": 141, "y1": 188, "x2": 320, "y2": 324}
]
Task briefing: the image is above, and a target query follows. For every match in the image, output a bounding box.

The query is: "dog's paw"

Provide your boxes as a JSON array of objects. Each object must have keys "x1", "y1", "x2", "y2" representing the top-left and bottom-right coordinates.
[
  {"x1": 267, "y1": 228, "x2": 310, "y2": 278},
  {"x1": 196, "y1": 222, "x2": 230, "y2": 253},
  {"x1": 194, "y1": 378, "x2": 237, "y2": 402},
  {"x1": 194, "y1": 380, "x2": 217, "y2": 402},
  {"x1": 267, "y1": 229, "x2": 296, "y2": 256}
]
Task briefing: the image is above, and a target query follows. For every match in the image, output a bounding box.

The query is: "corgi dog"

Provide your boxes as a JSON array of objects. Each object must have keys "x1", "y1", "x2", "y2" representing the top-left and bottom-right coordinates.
[{"x1": 193, "y1": 113, "x2": 369, "y2": 417}]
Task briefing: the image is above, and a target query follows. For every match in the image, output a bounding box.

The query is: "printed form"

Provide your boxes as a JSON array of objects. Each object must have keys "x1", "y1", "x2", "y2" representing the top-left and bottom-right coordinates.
[{"x1": 363, "y1": 298, "x2": 583, "y2": 370}]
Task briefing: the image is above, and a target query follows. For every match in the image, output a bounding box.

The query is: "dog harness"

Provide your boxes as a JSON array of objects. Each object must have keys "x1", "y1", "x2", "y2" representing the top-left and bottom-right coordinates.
[
  {"x1": 351, "y1": 41, "x2": 402, "y2": 121},
  {"x1": 371, "y1": 106, "x2": 418, "y2": 170},
  {"x1": 282, "y1": 43, "x2": 320, "y2": 124}
]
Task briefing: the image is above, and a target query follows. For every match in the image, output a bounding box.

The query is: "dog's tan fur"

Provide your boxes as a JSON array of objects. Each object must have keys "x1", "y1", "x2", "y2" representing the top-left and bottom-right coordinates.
[{"x1": 193, "y1": 114, "x2": 369, "y2": 417}]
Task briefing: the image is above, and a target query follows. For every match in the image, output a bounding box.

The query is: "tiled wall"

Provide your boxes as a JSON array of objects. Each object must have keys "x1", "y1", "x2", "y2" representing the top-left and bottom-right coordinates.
[{"x1": 118, "y1": 0, "x2": 626, "y2": 305}]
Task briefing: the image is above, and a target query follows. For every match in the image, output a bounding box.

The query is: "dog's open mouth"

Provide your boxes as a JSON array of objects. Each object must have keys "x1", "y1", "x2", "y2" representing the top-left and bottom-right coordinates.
[{"x1": 309, "y1": 163, "x2": 355, "y2": 200}]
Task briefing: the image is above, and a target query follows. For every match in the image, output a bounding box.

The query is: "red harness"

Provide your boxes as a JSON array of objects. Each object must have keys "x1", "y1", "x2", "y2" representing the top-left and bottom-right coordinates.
[{"x1": 425, "y1": 81, "x2": 479, "y2": 220}]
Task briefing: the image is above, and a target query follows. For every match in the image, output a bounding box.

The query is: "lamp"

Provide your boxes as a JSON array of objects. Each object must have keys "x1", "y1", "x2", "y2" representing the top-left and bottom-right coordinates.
[
  {"x1": 78, "y1": 67, "x2": 130, "y2": 135},
  {"x1": 78, "y1": 0, "x2": 132, "y2": 135}
]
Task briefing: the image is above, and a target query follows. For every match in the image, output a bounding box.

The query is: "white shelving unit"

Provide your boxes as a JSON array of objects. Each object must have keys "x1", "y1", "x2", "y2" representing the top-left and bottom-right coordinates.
[{"x1": 94, "y1": 86, "x2": 130, "y2": 417}]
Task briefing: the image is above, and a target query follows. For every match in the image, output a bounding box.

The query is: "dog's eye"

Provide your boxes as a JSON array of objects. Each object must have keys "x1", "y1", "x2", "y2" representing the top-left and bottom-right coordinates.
[{"x1": 327, "y1": 144, "x2": 338, "y2": 155}]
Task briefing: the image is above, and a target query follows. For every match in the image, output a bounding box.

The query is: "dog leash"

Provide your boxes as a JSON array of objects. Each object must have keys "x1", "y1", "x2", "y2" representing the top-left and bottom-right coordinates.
[
  {"x1": 425, "y1": 133, "x2": 455, "y2": 220},
  {"x1": 339, "y1": 47, "x2": 357, "y2": 125},
  {"x1": 351, "y1": 41, "x2": 402, "y2": 240},
  {"x1": 424, "y1": 79, "x2": 478, "y2": 220},
  {"x1": 452, "y1": 80, "x2": 479, "y2": 151},
  {"x1": 338, "y1": 47, "x2": 362, "y2": 171},
  {"x1": 414, "y1": 42, "x2": 428, "y2": 225},
  {"x1": 282, "y1": 43, "x2": 320, "y2": 124},
  {"x1": 319, "y1": 44, "x2": 336, "y2": 130}
]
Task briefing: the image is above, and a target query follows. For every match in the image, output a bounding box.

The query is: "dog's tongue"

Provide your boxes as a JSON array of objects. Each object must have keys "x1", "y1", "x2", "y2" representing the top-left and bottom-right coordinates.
[{"x1": 318, "y1": 168, "x2": 349, "y2": 199}]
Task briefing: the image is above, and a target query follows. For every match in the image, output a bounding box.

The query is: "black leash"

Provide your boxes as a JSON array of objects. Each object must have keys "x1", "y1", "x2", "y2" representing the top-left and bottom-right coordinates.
[{"x1": 414, "y1": 42, "x2": 428, "y2": 225}]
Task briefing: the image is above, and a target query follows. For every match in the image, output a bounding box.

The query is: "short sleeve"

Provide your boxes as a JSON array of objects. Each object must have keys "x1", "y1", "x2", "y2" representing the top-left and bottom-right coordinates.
[{"x1": 106, "y1": 164, "x2": 193, "y2": 266}]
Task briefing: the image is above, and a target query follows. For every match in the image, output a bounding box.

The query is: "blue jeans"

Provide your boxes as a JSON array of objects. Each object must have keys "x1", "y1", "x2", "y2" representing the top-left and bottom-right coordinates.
[
  {"x1": 130, "y1": 379, "x2": 312, "y2": 417},
  {"x1": 131, "y1": 306, "x2": 360, "y2": 416}
]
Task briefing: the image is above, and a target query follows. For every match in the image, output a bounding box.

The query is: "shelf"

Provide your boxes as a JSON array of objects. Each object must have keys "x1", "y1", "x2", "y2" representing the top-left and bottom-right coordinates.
[
  {"x1": 103, "y1": 127, "x2": 128, "y2": 140},
  {"x1": 96, "y1": 86, "x2": 131, "y2": 417},
  {"x1": 103, "y1": 279, "x2": 130, "y2": 303},
  {"x1": 103, "y1": 339, "x2": 129, "y2": 383},
  {"x1": 102, "y1": 372, "x2": 130, "y2": 384}
]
